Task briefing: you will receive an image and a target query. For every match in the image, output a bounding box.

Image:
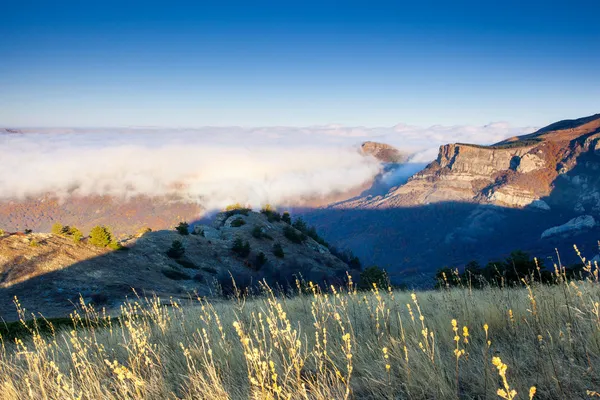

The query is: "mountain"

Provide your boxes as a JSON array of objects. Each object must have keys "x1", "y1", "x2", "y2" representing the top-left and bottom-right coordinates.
[
  {"x1": 343, "y1": 114, "x2": 600, "y2": 210},
  {"x1": 0, "y1": 210, "x2": 353, "y2": 320},
  {"x1": 304, "y1": 114, "x2": 600, "y2": 282}
]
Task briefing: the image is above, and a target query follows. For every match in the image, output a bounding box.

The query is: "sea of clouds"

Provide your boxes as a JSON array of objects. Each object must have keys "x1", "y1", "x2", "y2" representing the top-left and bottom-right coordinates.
[{"x1": 0, "y1": 123, "x2": 536, "y2": 209}]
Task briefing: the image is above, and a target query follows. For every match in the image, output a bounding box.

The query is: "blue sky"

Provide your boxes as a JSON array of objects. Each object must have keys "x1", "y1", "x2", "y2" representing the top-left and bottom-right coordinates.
[{"x1": 2, "y1": 0, "x2": 599, "y2": 127}]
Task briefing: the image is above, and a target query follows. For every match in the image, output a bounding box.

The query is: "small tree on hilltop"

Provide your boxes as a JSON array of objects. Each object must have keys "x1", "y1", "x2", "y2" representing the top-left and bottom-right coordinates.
[
  {"x1": 51, "y1": 223, "x2": 64, "y2": 235},
  {"x1": 69, "y1": 227, "x2": 83, "y2": 243},
  {"x1": 176, "y1": 222, "x2": 189, "y2": 235},
  {"x1": 282, "y1": 211, "x2": 291, "y2": 224},
  {"x1": 89, "y1": 226, "x2": 113, "y2": 248}
]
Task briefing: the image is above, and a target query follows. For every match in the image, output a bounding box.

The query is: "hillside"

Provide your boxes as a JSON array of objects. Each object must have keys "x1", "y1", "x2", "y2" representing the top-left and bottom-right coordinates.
[
  {"x1": 304, "y1": 113, "x2": 600, "y2": 281},
  {"x1": 0, "y1": 210, "x2": 353, "y2": 320}
]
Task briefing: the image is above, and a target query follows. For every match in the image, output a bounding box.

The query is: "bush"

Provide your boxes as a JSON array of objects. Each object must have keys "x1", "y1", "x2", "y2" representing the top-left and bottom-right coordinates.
[
  {"x1": 51, "y1": 223, "x2": 64, "y2": 235},
  {"x1": 89, "y1": 226, "x2": 113, "y2": 248},
  {"x1": 224, "y1": 204, "x2": 251, "y2": 218},
  {"x1": 261, "y1": 204, "x2": 281, "y2": 222},
  {"x1": 0, "y1": 229, "x2": 4, "y2": 235},
  {"x1": 166, "y1": 240, "x2": 185, "y2": 258},
  {"x1": 161, "y1": 269, "x2": 191, "y2": 280},
  {"x1": 70, "y1": 227, "x2": 83, "y2": 243},
  {"x1": 175, "y1": 222, "x2": 189, "y2": 235},
  {"x1": 272, "y1": 242, "x2": 285, "y2": 258},
  {"x1": 330, "y1": 246, "x2": 362, "y2": 270},
  {"x1": 230, "y1": 217, "x2": 246, "y2": 227},
  {"x1": 282, "y1": 211, "x2": 291, "y2": 224},
  {"x1": 24, "y1": 229, "x2": 32, "y2": 235},
  {"x1": 29, "y1": 239, "x2": 40, "y2": 247},
  {"x1": 254, "y1": 252, "x2": 267, "y2": 269},
  {"x1": 232, "y1": 237, "x2": 250, "y2": 257},
  {"x1": 107, "y1": 241, "x2": 124, "y2": 251},
  {"x1": 359, "y1": 266, "x2": 389, "y2": 290},
  {"x1": 252, "y1": 226, "x2": 265, "y2": 239},
  {"x1": 436, "y1": 250, "x2": 553, "y2": 289},
  {"x1": 283, "y1": 225, "x2": 306, "y2": 244},
  {"x1": 292, "y1": 217, "x2": 328, "y2": 247}
]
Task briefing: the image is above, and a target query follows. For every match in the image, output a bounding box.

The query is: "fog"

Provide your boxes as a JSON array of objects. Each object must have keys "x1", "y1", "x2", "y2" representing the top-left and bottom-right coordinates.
[{"x1": 0, "y1": 123, "x2": 535, "y2": 209}]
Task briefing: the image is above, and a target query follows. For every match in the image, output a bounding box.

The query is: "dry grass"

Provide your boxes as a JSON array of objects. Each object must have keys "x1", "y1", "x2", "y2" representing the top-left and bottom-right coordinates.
[{"x1": 0, "y1": 265, "x2": 599, "y2": 399}]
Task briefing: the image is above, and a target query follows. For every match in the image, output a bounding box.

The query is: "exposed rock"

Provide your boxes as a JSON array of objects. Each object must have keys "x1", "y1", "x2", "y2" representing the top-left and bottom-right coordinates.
[
  {"x1": 360, "y1": 141, "x2": 408, "y2": 163},
  {"x1": 529, "y1": 200, "x2": 551, "y2": 211},
  {"x1": 516, "y1": 153, "x2": 546, "y2": 173},
  {"x1": 541, "y1": 215, "x2": 596, "y2": 239}
]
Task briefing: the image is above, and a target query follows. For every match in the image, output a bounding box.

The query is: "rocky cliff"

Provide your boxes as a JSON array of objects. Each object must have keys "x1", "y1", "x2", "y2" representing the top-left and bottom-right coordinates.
[{"x1": 342, "y1": 114, "x2": 600, "y2": 210}]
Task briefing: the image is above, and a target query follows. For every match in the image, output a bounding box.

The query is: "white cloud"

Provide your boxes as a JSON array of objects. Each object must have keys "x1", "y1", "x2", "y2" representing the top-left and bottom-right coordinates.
[{"x1": 0, "y1": 122, "x2": 536, "y2": 209}]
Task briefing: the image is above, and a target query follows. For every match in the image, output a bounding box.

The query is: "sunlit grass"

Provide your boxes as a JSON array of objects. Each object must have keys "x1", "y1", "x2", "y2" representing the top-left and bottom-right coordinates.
[{"x1": 0, "y1": 264, "x2": 599, "y2": 399}]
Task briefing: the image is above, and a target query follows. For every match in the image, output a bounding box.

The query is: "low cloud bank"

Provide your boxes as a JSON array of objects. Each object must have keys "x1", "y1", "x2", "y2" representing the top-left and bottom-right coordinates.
[{"x1": 0, "y1": 123, "x2": 535, "y2": 209}]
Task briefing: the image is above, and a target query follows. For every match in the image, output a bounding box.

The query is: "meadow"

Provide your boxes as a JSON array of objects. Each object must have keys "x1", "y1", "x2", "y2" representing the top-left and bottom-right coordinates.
[{"x1": 0, "y1": 265, "x2": 599, "y2": 399}]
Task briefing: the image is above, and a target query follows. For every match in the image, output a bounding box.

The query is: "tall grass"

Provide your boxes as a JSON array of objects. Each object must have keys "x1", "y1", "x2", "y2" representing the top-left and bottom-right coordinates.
[{"x1": 0, "y1": 265, "x2": 599, "y2": 399}]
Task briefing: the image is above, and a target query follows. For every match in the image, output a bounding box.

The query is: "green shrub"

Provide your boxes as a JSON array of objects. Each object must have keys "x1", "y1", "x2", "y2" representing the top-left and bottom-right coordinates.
[
  {"x1": 51, "y1": 223, "x2": 64, "y2": 235},
  {"x1": 175, "y1": 222, "x2": 189, "y2": 235},
  {"x1": 281, "y1": 211, "x2": 291, "y2": 224},
  {"x1": 89, "y1": 226, "x2": 113, "y2": 248},
  {"x1": 70, "y1": 227, "x2": 83, "y2": 243},
  {"x1": 224, "y1": 204, "x2": 251, "y2": 218},
  {"x1": 107, "y1": 241, "x2": 124, "y2": 251},
  {"x1": 0, "y1": 229, "x2": 5, "y2": 235},
  {"x1": 283, "y1": 225, "x2": 306, "y2": 244},
  {"x1": 272, "y1": 242, "x2": 285, "y2": 258},
  {"x1": 252, "y1": 226, "x2": 264, "y2": 238},
  {"x1": 29, "y1": 239, "x2": 40, "y2": 247},
  {"x1": 24, "y1": 229, "x2": 32, "y2": 235},
  {"x1": 261, "y1": 204, "x2": 281, "y2": 222},
  {"x1": 254, "y1": 252, "x2": 267, "y2": 269},
  {"x1": 161, "y1": 269, "x2": 191, "y2": 280},
  {"x1": 166, "y1": 240, "x2": 185, "y2": 258},
  {"x1": 230, "y1": 217, "x2": 246, "y2": 227},
  {"x1": 232, "y1": 237, "x2": 250, "y2": 257},
  {"x1": 359, "y1": 266, "x2": 389, "y2": 290}
]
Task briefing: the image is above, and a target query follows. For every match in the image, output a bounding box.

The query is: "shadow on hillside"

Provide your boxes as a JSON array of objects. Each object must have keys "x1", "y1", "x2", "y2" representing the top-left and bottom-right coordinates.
[
  {"x1": 299, "y1": 138, "x2": 600, "y2": 284},
  {"x1": 2, "y1": 137, "x2": 600, "y2": 321}
]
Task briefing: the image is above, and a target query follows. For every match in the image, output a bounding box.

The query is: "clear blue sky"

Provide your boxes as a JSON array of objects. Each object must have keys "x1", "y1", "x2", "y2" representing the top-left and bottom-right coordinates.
[{"x1": 2, "y1": 0, "x2": 599, "y2": 127}]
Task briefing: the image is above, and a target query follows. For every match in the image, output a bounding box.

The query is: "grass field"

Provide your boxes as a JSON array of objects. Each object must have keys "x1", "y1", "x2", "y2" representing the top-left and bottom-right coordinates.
[{"x1": 0, "y1": 267, "x2": 599, "y2": 399}]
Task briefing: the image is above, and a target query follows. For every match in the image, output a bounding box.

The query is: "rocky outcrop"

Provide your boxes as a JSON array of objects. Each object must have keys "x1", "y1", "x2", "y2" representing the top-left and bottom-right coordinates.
[
  {"x1": 541, "y1": 215, "x2": 596, "y2": 239},
  {"x1": 360, "y1": 141, "x2": 408, "y2": 163}
]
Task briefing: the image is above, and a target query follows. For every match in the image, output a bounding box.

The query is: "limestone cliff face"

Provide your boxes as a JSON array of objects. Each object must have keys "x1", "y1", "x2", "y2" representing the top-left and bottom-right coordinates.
[{"x1": 339, "y1": 114, "x2": 600, "y2": 210}]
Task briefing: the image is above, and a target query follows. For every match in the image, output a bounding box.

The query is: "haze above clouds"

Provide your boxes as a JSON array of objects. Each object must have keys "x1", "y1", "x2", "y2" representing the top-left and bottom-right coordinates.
[{"x1": 0, "y1": 123, "x2": 536, "y2": 209}]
